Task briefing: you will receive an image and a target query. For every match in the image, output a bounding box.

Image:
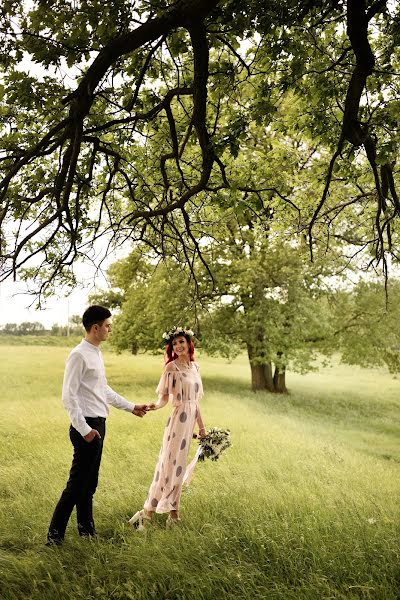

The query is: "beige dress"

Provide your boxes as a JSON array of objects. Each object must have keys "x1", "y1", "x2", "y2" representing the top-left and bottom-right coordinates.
[{"x1": 143, "y1": 360, "x2": 203, "y2": 514}]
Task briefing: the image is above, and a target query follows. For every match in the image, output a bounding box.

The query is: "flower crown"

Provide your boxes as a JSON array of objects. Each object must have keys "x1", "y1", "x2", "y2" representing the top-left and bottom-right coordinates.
[{"x1": 162, "y1": 326, "x2": 194, "y2": 343}]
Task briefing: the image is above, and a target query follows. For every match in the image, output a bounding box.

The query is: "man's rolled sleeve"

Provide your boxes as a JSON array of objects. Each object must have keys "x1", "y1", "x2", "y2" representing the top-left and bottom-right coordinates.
[{"x1": 62, "y1": 353, "x2": 92, "y2": 437}]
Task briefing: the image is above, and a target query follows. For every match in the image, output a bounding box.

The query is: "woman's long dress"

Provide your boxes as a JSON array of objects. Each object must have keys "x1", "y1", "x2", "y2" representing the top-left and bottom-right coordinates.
[{"x1": 143, "y1": 360, "x2": 203, "y2": 514}]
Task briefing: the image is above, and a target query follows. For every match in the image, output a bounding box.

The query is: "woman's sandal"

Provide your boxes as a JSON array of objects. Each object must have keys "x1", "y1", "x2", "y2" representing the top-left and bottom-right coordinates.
[
  {"x1": 128, "y1": 510, "x2": 151, "y2": 531},
  {"x1": 166, "y1": 515, "x2": 181, "y2": 529}
]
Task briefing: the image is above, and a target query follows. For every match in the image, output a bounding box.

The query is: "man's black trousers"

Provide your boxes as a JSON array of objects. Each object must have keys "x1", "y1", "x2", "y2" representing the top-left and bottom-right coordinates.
[{"x1": 47, "y1": 416, "x2": 106, "y2": 544}]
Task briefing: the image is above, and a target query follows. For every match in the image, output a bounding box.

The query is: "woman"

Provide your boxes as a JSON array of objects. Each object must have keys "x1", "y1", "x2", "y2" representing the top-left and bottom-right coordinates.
[{"x1": 129, "y1": 327, "x2": 206, "y2": 529}]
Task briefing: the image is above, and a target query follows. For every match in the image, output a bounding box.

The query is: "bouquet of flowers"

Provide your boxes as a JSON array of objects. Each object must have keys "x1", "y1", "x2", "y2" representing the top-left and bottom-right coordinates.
[
  {"x1": 183, "y1": 427, "x2": 231, "y2": 485},
  {"x1": 197, "y1": 427, "x2": 231, "y2": 462}
]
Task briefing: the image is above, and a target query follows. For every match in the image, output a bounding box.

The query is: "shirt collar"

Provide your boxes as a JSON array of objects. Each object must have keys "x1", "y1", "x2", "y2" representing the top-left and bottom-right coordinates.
[{"x1": 81, "y1": 339, "x2": 101, "y2": 353}]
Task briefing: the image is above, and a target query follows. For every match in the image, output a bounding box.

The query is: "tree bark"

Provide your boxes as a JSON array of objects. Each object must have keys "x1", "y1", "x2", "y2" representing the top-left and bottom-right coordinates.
[
  {"x1": 273, "y1": 366, "x2": 288, "y2": 394},
  {"x1": 273, "y1": 351, "x2": 288, "y2": 393},
  {"x1": 247, "y1": 343, "x2": 274, "y2": 391}
]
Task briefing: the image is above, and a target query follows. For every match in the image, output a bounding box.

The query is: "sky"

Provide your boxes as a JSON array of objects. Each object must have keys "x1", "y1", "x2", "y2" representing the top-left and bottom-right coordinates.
[
  {"x1": 0, "y1": 280, "x2": 87, "y2": 328},
  {"x1": 0, "y1": 281, "x2": 92, "y2": 329},
  {"x1": 0, "y1": 260, "x2": 111, "y2": 328}
]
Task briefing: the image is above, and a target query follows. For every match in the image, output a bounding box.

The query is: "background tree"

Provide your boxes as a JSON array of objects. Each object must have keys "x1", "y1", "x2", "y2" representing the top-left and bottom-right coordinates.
[
  {"x1": 331, "y1": 279, "x2": 400, "y2": 373},
  {"x1": 196, "y1": 221, "x2": 338, "y2": 393},
  {"x1": 94, "y1": 224, "x2": 341, "y2": 392},
  {"x1": 90, "y1": 98, "x2": 377, "y2": 393},
  {"x1": 90, "y1": 251, "x2": 196, "y2": 355}
]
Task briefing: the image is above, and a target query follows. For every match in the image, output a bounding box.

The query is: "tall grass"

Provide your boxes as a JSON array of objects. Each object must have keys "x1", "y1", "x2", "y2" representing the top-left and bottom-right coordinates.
[{"x1": 0, "y1": 346, "x2": 398, "y2": 599}]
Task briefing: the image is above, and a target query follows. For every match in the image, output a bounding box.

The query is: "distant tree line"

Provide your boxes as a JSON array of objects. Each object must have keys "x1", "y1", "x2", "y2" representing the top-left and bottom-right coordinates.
[{"x1": 0, "y1": 316, "x2": 83, "y2": 337}]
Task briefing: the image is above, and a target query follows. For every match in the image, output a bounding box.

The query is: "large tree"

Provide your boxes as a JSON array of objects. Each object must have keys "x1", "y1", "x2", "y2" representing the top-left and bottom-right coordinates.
[
  {"x1": 94, "y1": 245, "x2": 400, "y2": 391},
  {"x1": 92, "y1": 199, "x2": 342, "y2": 392},
  {"x1": 1, "y1": 0, "x2": 399, "y2": 296}
]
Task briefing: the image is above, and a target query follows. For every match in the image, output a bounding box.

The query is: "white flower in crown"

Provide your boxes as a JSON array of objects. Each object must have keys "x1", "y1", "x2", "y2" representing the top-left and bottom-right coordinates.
[{"x1": 162, "y1": 325, "x2": 195, "y2": 343}]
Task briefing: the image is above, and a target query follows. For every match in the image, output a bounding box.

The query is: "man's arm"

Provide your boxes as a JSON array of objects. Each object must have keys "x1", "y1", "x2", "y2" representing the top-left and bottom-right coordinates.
[
  {"x1": 62, "y1": 352, "x2": 92, "y2": 437},
  {"x1": 106, "y1": 386, "x2": 148, "y2": 417}
]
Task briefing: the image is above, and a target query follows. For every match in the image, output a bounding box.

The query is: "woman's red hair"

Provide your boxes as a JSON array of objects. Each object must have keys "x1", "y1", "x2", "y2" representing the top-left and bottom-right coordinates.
[{"x1": 164, "y1": 336, "x2": 195, "y2": 365}]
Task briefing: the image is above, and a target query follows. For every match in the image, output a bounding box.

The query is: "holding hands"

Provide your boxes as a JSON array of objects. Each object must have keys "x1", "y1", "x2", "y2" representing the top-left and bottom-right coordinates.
[
  {"x1": 132, "y1": 402, "x2": 164, "y2": 417},
  {"x1": 132, "y1": 404, "x2": 153, "y2": 417}
]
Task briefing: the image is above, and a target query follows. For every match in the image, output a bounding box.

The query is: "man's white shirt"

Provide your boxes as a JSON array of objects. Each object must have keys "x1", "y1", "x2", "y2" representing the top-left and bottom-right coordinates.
[{"x1": 62, "y1": 339, "x2": 135, "y2": 437}]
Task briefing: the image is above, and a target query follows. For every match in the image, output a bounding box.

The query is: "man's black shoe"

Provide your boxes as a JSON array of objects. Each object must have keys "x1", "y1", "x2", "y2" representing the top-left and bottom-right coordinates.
[{"x1": 45, "y1": 537, "x2": 63, "y2": 547}]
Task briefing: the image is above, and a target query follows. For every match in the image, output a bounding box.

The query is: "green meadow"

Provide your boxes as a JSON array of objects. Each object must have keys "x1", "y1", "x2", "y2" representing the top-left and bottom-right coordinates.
[{"x1": 0, "y1": 344, "x2": 398, "y2": 600}]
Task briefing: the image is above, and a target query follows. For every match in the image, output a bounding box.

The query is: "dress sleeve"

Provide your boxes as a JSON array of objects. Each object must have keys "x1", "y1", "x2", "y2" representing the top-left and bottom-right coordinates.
[{"x1": 156, "y1": 366, "x2": 183, "y2": 405}]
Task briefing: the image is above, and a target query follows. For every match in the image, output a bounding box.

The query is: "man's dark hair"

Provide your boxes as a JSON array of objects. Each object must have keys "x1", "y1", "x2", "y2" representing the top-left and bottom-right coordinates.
[{"x1": 82, "y1": 305, "x2": 112, "y2": 332}]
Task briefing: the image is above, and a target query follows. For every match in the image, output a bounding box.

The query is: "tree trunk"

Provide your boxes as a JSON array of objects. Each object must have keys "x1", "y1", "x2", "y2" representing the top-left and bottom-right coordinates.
[
  {"x1": 273, "y1": 352, "x2": 288, "y2": 393},
  {"x1": 273, "y1": 366, "x2": 288, "y2": 393},
  {"x1": 247, "y1": 343, "x2": 274, "y2": 391}
]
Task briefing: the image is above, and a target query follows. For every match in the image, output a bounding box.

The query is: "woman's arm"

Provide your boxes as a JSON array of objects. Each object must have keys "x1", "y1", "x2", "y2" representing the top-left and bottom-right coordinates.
[
  {"x1": 152, "y1": 394, "x2": 169, "y2": 410},
  {"x1": 196, "y1": 407, "x2": 206, "y2": 437}
]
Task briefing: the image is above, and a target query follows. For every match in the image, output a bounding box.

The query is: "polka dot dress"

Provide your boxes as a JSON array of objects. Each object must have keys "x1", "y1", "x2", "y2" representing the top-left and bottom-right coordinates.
[{"x1": 143, "y1": 360, "x2": 203, "y2": 514}]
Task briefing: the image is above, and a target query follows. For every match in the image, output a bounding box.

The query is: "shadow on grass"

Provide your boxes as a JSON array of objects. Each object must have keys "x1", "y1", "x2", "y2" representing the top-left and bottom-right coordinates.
[{"x1": 203, "y1": 374, "x2": 400, "y2": 461}]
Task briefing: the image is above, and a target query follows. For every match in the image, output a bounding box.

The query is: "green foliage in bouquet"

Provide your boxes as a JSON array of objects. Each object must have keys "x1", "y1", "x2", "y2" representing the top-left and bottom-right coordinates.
[{"x1": 198, "y1": 427, "x2": 231, "y2": 462}]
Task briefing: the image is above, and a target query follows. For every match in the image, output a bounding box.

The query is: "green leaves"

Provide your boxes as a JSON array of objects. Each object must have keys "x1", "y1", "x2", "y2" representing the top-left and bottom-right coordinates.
[
  {"x1": 333, "y1": 280, "x2": 400, "y2": 373},
  {"x1": 215, "y1": 114, "x2": 249, "y2": 158},
  {"x1": 1, "y1": 0, "x2": 399, "y2": 304}
]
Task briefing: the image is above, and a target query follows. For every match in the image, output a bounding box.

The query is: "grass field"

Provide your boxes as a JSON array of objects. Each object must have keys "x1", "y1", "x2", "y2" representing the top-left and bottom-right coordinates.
[{"x1": 0, "y1": 344, "x2": 399, "y2": 599}]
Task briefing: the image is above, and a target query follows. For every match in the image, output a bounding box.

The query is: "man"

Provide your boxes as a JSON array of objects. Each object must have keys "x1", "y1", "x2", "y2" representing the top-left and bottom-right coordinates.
[{"x1": 47, "y1": 305, "x2": 149, "y2": 546}]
